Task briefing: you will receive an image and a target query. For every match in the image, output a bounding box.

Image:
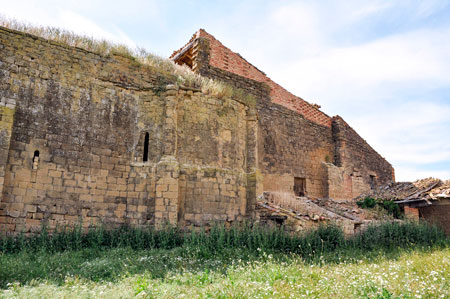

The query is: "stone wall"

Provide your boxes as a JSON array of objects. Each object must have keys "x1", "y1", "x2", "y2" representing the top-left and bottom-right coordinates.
[
  {"x1": 0, "y1": 26, "x2": 256, "y2": 233},
  {"x1": 330, "y1": 116, "x2": 394, "y2": 199},
  {"x1": 182, "y1": 33, "x2": 336, "y2": 199},
  {"x1": 0, "y1": 25, "x2": 396, "y2": 233},
  {"x1": 171, "y1": 29, "x2": 395, "y2": 200},
  {"x1": 0, "y1": 101, "x2": 15, "y2": 196},
  {"x1": 175, "y1": 86, "x2": 256, "y2": 226},
  {"x1": 257, "y1": 104, "x2": 334, "y2": 198}
]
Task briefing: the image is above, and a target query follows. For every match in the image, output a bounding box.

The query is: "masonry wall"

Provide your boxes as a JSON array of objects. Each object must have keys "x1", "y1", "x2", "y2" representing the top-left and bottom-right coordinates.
[
  {"x1": 0, "y1": 103, "x2": 15, "y2": 196},
  {"x1": 257, "y1": 104, "x2": 334, "y2": 198},
  {"x1": 186, "y1": 35, "x2": 335, "y2": 198},
  {"x1": 171, "y1": 30, "x2": 395, "y2": 200},
  {"x1": 0, "y1": 26, "x2": 255, "y2": 233},
  {"x1": 175, "y1": 88, "x2": 255, "y2": 226},
  {"x1": 419, "y1": 203, "x2": 450, "y2": 235},
  {"x1": 330, "y1": 116, "x2": 394, "y2": 199}
]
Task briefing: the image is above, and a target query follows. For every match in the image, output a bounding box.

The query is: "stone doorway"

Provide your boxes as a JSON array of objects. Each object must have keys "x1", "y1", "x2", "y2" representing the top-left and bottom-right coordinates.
[
  {"x1": 369, "y1": 175, "x2": 377, "y2": 190},
  {"x1": 294, "y1": 177, "x2": 306, "y2": 197}
]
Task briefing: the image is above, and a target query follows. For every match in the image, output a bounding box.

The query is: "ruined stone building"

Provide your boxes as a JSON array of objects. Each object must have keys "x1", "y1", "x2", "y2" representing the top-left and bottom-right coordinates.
[{"x1": 0, "y1": 26, "x2": 394, "y2": 233}]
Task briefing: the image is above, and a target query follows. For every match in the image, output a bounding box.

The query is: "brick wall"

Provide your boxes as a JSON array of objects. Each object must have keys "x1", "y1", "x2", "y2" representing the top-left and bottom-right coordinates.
[
  {"x1": 187, "y1": 30, "x2": 332, "y2": 127},
  {"x1": 404, "y1": 206, "x2": 419, "y2": 220}
]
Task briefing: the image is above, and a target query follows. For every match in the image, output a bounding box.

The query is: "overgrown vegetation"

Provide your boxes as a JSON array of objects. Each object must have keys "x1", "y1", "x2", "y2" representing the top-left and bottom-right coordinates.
[
  {"x1": 0, "y1": 222, "x2": 448, "y2": 297},
  {"x1": 357, "y1": 197, "x2": 403, "y2": 218},
  {"x1": 0, "y1": 16, "x2": 256, "y2": 106},
  {"x1": 357, "y1": 197, "x2": 378, "y2": 209},
  {"x1": 0, "y1": 221, "x2": 445, "y2": 256}
]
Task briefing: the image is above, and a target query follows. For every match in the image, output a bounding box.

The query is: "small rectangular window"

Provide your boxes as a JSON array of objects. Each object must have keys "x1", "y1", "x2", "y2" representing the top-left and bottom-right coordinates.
[{"x1": 32, "y1": 150, "x2": 40, "y2": 170}]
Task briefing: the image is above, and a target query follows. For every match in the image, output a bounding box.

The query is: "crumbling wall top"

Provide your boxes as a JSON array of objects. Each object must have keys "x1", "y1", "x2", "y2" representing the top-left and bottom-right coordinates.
[{"x1": 172, "y1": 29, "x2": 332, "y2": 127}]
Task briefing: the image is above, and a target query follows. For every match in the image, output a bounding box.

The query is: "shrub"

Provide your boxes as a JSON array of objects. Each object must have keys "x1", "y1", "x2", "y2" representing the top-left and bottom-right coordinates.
[
  {"x1": 357, "y1": 197, "x2": 403, "y2": 219},
  {"x1": 380, "y1": 200, "x2": 402, "y2": 219},
  {"x1": 357, "y1": 197, "x2": 377, "y2": 208},
  {"x1": 349, "y1": 221, "x2": 447, "y2": 251}
]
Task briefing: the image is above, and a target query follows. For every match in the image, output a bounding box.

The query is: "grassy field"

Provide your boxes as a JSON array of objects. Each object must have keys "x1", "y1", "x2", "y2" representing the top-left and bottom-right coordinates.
[
  {"x1": 1, "y1": 223, "x2": 449, "y2": 298},
  {"x1": 1, "y1": 247, "x2": 449, "y2": 298}
]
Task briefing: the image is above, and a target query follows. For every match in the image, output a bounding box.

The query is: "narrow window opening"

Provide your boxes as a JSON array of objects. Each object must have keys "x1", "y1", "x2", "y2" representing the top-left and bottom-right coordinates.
[
  {"x1": 143, "y1": 132, "x2": 149, "y2": 162},
  {"x1": 32, "y1": 150, "x2": 40, "y2": 170},
  {"x1": 294, "y1": 177, "x2": 306, "y2": 197}
]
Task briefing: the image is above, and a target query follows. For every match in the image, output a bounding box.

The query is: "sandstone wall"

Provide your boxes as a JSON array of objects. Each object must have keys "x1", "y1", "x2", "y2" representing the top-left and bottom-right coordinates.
[
  {"x1": 172, "y1": 30, "x2": 395, "y2": 200},
  {"x1": 175, "y1": 88, "x2": 255, "y2": 226},
  {"x1": 0, "y1": 102, "x2": 15, "y2": 196},
  {"x1": 194, "y1": 71, "x2": 334, "y2": 198},
  {"x1": 0, "y1": 25, "x2": 397, "y2": 234},
  {"x1": 188, "y1": 35, "x2": 334, "y2": 198},
  {"x1": 330, "y1": 116, "x2": 394, "y2": 199},
  {"x1": 0, "y1": 26, "x2": 255, "y2": 233},
  {"x1": 257, "y1": 104, "x2": 334, "y2": 198}
]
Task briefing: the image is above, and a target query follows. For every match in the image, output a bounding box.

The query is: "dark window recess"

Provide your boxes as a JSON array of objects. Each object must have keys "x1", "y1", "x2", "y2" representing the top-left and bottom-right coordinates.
[
  {"x1": 143, "y1": 132, "x2": 149, "y2": 162},
  {"x1": 369, "y1": 175, "x2": 377, "y2": 189},
  {"x1": 294, "y1": 177, "x2": 306, "y2": 197},
  {"x1": 32, "y1": 150, "x2": 40, "y2": 170}
]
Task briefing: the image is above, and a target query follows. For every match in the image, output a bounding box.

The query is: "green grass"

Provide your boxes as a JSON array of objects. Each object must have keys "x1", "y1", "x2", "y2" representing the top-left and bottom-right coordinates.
[
  {"x1": 1, "y1": 246, "x2": 449, "y2": 298},
  {"x1": 0, "y1": 222, "x2": 448, "y2": 298}
]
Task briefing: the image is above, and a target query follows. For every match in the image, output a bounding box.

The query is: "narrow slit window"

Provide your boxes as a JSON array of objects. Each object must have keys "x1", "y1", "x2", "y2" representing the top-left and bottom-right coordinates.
[
  {"x1": 32, "y1": 150, "x2": 40, "y2": 170},
  {"x1": 143, "y1": 132, "x2": 149, "y2": 162}
]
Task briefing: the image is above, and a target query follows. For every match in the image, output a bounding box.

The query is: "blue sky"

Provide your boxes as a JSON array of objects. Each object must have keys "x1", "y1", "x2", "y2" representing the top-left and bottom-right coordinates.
[{"x1": 1, "y1": 0, "x2": 450, "y2": 181}]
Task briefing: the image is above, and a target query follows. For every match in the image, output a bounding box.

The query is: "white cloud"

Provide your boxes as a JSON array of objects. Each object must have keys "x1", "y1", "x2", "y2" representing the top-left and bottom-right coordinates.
[
  {"x1": 395, "y1": 168, "x2": 450, "y2": 182},
  {"x1": 348, "y1": 100, "x2": 450, "y2": 181},
  {"x1": 350, "y1": 2, "x2": 392, "y2": 19},
  {"x1": 0, "y1": 0, "x2": 137, "y2": 47},
  {"x1": 413, "y1": 0, "x2": 449, "y2": 19},
  {"x1": 274, "y1": 27, "x2": 450, "y2": 108},
  {"x1": 233, "y1": 1, "x2": 450, "y2": 181},
  {"x1": 269, "y1": 1, "x2": 320, "y2": 40},
  {"x1": 57, "y1": 11, "x2": 136, "y2": 47}
]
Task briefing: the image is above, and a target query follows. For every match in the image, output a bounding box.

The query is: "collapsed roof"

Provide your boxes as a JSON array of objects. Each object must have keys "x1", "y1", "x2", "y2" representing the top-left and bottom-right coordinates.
[{"x1": 356, "y1": 177, "x2": 450, "y2": 205}]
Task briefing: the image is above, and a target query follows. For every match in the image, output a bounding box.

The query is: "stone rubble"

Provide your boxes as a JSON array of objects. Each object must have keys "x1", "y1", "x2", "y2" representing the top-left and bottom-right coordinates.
[{"x1": 255, "y1": 191, "x2": 393, "y2": 235}]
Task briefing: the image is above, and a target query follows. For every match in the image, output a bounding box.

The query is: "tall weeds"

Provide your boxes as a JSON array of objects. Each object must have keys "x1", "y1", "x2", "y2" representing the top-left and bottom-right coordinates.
[{"x1": 0, "y1": 221, "x2": 446, "y2": 256}]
